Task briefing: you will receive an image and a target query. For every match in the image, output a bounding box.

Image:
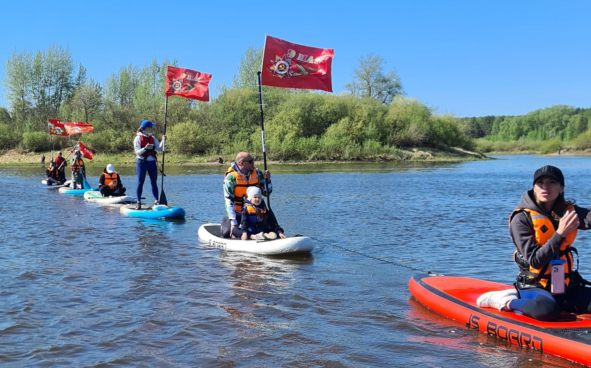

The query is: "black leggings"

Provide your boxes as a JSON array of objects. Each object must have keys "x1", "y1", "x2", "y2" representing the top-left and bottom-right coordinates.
[{"x1": 221, "y1": 215, "x2": 243, "y2": 238}]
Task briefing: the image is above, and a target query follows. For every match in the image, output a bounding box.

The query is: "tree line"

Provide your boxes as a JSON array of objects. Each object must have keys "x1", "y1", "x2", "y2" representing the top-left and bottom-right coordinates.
[
  {"x1": 459, "y1": 106, "x2": 591, "y2": 153},
  {"x1": 0, "y1": 46, "x2": 477, "y2": 160}
]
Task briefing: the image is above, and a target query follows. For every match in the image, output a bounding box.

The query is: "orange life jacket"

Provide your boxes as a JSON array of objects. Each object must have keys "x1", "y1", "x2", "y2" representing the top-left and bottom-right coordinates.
[
  {"x1": 516, "y1": 205, "x2": 577, "y2": 289},
  {"x1": 243, "y1": 202, "x2": 269, "y2": 232},
  {"x1": 244, "y1": 202, "x2": 268, "y2": 216},
  {"x1": 72, "y1": 159, "x2": 85, "y2": 173},
  {"x1": 226, "y1": 166, "x2": 260, "y2": 213},
  {"x1": 104, "y1": 172, "x2": 118, "y2": 188}
]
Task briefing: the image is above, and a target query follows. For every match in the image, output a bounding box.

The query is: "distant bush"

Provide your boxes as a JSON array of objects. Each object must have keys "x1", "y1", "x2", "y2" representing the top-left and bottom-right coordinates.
[
  {"x1": 571, "y1": 130, "x2": 591, "y2": 150},
  {"x1": 0, "y1": 123, "x2": 20, "y2": 150},
  {"x1": 475, "y1": 138, "x2": 539, "y2": 153},
  {"x1": 539, "y1": 138, "x2": 562, "y2": 154},
  {"x1": 168, "y1": 122, "x2": 220, "y2": 155},
  {"x1": 84, "y1": 129, "x2": 130, "y2": 153},
  {"x1": 21, "y1": 131, "x2": 52, "y2": 152}
]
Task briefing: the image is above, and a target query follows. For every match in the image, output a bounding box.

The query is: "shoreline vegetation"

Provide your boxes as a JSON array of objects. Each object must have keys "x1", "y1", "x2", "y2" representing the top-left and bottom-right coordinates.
[
  {"x1": 0, "y1": 146, "x2": 488, "y2": 167},
  {"x1": 2, "y1": 48, "x2": 590, "y2": 165}
]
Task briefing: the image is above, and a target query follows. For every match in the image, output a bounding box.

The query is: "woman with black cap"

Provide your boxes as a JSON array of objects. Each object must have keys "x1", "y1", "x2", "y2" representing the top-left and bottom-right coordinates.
[
  {"x1": 134, "y1": 119, "x2": 165, "y2": 209},
  {"x1": 477, "y1": 165, "x2": 591, "y2": 321}
]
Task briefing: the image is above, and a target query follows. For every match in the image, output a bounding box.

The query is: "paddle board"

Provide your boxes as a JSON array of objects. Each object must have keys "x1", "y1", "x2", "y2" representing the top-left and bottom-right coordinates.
[
  {"x1": 83, "y1": 190, "x2": 136, "y2": 205},
  {"x1": 408, "y1": 273, "x2": 591, "y2": 366},
  {"x1": 120, "y1": 204, "x2": 185, "y2": 219},
  {"x1": 197, "y1": 223, "x2": 314, "y2": 256},
  {"x1": 42, "y1": 179, "x2": 71, "y2": 189}
]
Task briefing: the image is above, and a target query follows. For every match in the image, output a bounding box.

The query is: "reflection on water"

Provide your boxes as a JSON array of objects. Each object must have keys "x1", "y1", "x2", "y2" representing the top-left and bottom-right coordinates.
[{"x1": 0, "y1": 155, "x2": 590, "y2": 366}]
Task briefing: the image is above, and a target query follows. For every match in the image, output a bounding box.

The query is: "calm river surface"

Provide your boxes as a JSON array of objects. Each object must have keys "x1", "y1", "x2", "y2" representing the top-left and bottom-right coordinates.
[{"x1": 1, "y1": 155, "x2": 590, "y2": 367}]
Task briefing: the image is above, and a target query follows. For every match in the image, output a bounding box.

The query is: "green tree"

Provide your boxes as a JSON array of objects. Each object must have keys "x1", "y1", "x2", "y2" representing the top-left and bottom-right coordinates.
[
  {"x1": 346, "y1": 54, "x2": 403, "y2": 104},
  {"x1": 64, "y1": 81, "x2": 103, "y2": 122},
  {"x1": 30, "y1": 46, "x2": 74, "y2": 127},
  {"x1": 103, "y1": 65, "x2": 139, "y2": 130},
  {"x1": 5, "y1": 51, "x2": 33, "y2": 129},
  {"x1": 233, "y1": 48, "x2": 263, "y2": 89},
  {"x1": 5, "y1": 46, "x2": 74, "y2": 131}
]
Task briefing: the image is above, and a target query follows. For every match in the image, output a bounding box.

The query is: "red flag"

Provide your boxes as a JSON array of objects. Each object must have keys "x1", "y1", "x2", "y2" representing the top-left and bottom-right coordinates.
[
  {"x1": 64, "y1": 122, "x2": 94, "y2": 135},
  {"x1": 261, "y1": 35, "x2": 334, "y2": 92},
  {"x1": 48, "y1": 119, "x2": 69, "y2": 136},
  {"x1": 77, "y1": 142, "x2": 95, "y2": 160},
  {"x1": 165, "y1": 66, "x2": 212, "y2": 101}
]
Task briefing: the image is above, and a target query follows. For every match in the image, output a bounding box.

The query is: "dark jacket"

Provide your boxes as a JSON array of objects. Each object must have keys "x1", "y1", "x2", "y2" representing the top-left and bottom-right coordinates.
[
  {"x1": 239, "y1": 199, "x2": 283, "y2": 235},
  {"x1": 510, "y1": 190, "x2": 591, "y2": 271}
]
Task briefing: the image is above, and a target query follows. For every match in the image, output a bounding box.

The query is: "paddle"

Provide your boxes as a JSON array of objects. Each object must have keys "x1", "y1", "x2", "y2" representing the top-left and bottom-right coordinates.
[
  {"x1": 83, "y1": 177, "x2": 92, "y2": 190},
  {"x1": 157, "y1": 97, "x2": 169, "y2": 206},
  {"x1": 257, "y1": 71, "x2": 271, "y2": 209}
]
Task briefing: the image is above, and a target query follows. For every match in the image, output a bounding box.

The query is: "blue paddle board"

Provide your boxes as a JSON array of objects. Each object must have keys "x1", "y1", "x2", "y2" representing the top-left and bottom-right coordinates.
[{"x1": 120, "y1": 204, "x2": 185, "y2": 219}]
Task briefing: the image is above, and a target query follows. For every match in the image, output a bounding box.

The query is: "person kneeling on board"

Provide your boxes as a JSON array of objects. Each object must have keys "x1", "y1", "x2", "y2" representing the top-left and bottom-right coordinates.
[
  {"x1": 477, "y1": 165, "x2": 591, "y2": 321},
  {"x1": 240, "y1": 186, "x2": 285, "y2": 241},
  {"x1": 45, "y1": 161, "x2": 64, "y2": 185},
  {"x1": 221, "y1": 151, "x2": 272, "y2": 238},
  {"x1": 98, "y1": 163, "x2": 126, "y2": 197}
]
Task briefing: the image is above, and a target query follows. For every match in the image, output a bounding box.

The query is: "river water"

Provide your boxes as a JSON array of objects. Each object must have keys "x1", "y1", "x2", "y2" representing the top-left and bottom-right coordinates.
[{"x1": 1, "y1": 155, "x2": 590, "y2": 367}]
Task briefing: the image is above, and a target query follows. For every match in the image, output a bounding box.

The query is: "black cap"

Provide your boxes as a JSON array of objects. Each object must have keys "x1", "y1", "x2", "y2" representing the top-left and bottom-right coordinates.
[{"x1": 533, "y1": 165, "x2": 564, "y2": 186}]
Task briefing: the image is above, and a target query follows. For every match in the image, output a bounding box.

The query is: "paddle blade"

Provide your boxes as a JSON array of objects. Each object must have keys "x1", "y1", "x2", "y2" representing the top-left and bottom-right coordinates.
[{"x1": 158, "y1": 190, "x2": 168, "y2": 206}]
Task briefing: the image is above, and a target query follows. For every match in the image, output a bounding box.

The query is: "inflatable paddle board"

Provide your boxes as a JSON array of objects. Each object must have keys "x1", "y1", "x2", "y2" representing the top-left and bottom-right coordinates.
[
  {"x1": 408, "y1": 274, "x2": 591, "y2": 366},
  {"x1": 197, "y1": 223, "x2": 314, "y2": 256},
  {"x1": 120, "y1": 204, "x2": 185, "y2": 219},
  {"x1": 59, "y1": 186, "x2": 94, "y2": 196},
  {"x1": 83, "y1": 190, "x2": 136, "y2": 205},
  {"x1": 42, "y1": 179, "x2": 71, "y2": 189},
  {"x1": 58, "y1": 178, "x2": 94, "y2": 196}
]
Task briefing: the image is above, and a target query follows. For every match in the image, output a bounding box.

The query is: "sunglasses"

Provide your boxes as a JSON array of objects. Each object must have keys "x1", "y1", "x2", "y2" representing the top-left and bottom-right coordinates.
[{"x1": 241, "y1": 159, "x2": 254, "y2": 164}]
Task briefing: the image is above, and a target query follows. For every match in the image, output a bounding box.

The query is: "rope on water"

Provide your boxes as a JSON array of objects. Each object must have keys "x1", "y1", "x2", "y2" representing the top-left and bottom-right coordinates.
[{"x1": 310, "y1": 237, "x2": 432, "y2": 274}]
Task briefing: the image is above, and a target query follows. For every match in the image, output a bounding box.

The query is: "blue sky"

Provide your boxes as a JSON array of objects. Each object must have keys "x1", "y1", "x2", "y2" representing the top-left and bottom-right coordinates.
[{"x1": 1, "y1": 0, "x2": 589, "y2": 117}]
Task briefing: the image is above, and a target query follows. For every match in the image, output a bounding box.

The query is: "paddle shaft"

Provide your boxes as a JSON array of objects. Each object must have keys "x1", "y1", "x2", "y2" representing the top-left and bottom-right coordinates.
[
  {"x1": 257, "y1": 71, "x2": 270, "y2": 209},
  {"x1": 158, "y1": 96, "x2": 168, "y2": 205}
]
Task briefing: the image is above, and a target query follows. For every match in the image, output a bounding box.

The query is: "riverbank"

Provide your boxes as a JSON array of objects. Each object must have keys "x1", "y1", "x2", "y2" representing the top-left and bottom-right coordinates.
[{"x1": 0, "y1": 146, "x2": 487, "y2": 167}]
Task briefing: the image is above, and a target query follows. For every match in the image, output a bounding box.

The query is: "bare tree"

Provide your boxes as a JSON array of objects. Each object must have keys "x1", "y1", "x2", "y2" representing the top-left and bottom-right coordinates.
[{"x1": 346, "y1": 54, "x2": 403, "y2": 104}]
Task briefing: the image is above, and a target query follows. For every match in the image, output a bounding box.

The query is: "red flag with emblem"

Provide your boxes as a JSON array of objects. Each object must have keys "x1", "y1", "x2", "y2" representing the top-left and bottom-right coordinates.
[
  {"x1": 77, "y1": 141, "x2": 95, "y2": 160},
  {"x1": 48, "y1": 119, "x2": 69, "y2": 136},
  {"x1": 165, "y1": 66, "x2": 212, "y2": 101},
  {"x1": 64, "y1": 121, "x2": 94, "y2": 135},
  {"x1": 260, "y1": 35, "x2": 334, "y2": 92}
]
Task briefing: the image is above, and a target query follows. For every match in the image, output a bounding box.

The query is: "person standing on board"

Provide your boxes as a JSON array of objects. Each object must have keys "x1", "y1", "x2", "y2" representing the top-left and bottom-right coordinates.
[
  {"x1": 477, "y1": 165, "x2": 591, "y2": 321},
  {"x1": 221, "y1": 151, "x2": 272, "y2": 238},
  {"x1": 54, "y1": 151, "x2": 67, "y2": 183},
  {"x1": 70, "y1": 149, "x2": 86, "y2": 189},
  {"x1": 133, "y1": 119, "x2": 165, "y2": 209}
]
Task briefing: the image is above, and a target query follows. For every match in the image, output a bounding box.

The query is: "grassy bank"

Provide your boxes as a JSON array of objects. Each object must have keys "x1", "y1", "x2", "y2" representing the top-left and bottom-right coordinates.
[{"x1": 0, "y1": 147, "x2": 487, "y2": 168}]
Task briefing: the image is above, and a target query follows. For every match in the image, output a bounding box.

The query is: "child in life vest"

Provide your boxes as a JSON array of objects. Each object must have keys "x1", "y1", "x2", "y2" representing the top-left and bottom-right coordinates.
[
  {"x1": 240, "y1": 186, "x2": 286, "y2": 240},
  {"x1": 98, "y1": 163, "x2": 126, "y2": 197}
]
